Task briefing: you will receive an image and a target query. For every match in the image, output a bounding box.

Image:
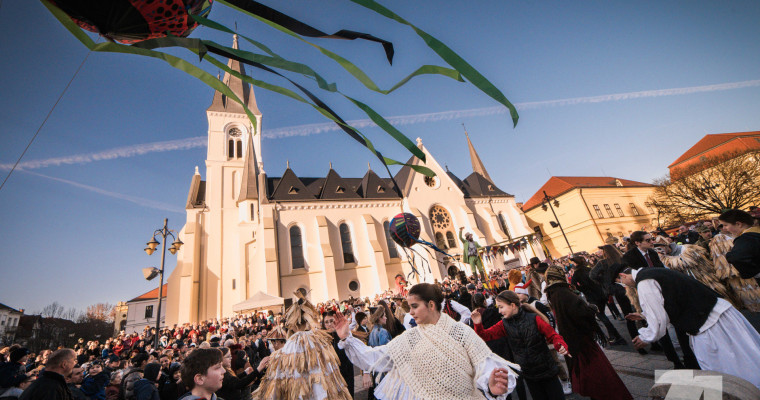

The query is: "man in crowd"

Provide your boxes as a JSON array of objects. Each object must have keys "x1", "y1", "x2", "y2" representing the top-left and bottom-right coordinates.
[
  {"x1": 459, "y1": 227, "x2": 486, "y2": 281},
  {"x1": 675, "y1": 225, "x2": 700, "y2": 244},
  {"x1": 622, "y1": 231, "x2": 665, "y2": 269},
  {"x1": 65, "y1": 366, "x2": 87, "y2": 400},
  {"x1": 20, "y1": 348, "x2": 76, "y2": 400},
  {"x1": 616, "y1": 265, "x2": 760, "y2": 389},
  {"x1": 0, "y1": 347, "x2": 31, "y2": 393}
]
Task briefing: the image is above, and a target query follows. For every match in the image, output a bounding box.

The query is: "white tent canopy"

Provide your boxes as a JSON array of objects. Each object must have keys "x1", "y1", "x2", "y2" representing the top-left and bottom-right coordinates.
[{"x1": 232, "y1": 291, "x2": 285, "y2": 313}]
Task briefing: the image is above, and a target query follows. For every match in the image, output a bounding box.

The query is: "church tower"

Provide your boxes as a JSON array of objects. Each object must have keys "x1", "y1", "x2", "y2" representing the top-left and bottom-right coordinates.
[{"x1": 202, "y1": 34, "x2": 263, "y2": 320}]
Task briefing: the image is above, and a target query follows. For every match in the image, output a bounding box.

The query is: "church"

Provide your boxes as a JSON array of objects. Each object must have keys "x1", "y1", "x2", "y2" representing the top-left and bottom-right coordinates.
[{"x1": 164, "y1": 38, "x2": 544, "y2": 326}]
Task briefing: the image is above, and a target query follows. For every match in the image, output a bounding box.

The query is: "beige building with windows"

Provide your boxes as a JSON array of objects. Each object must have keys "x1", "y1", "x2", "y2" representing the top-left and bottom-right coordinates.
[
  {"x1": 522, "y1": 177, "x2": 656, "y2": 257},
  {"x1": 163, "y1": 39, "x2": 543, "y2": 325}
]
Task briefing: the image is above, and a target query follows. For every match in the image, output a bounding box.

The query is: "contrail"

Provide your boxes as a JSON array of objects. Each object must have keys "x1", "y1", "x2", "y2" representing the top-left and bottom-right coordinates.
[
  {"x1": 4, "y1": 79, "x2": 759, "y2": 170},
  {"x1": 21, "y1": 170, "x2": 185, "y2": 214}
]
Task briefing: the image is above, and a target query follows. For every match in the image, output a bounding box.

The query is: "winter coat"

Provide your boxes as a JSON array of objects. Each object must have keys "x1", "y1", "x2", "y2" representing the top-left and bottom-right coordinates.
[
  {"x1": 133, "y1": 380, "x2": 159, "y2": 400},
  {"x1": 19, "y1": 371, "x2": 72, "y2": 400},
  {"x1": 81, "y1": 371, "x2": 109, "y2": 400}
]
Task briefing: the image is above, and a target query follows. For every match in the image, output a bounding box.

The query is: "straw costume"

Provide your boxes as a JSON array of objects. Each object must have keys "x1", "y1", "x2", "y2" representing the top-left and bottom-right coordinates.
[
  {"x1": 709, "y1": 233, "x2": 760, "y2": 312},
  {"x1": 253, "y1": 290, "x2": 352, "y2": 400}
]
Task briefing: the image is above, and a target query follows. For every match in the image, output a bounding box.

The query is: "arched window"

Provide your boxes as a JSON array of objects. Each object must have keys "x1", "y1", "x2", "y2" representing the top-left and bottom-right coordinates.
[
  {"x1": 228, "y1": 139, "x2": 235, "y2": 159},
  {"x1": 289, "y1": 226, "x2": 305, "y2": 269},
  {"x1": 236, "y1": 140, "x2": 243, "y2": 159},
  {"x1": 498, "y1": 213, "x2": 511, "y2": 238},
  {"x1": 339, "y1": 223, "x2": 355, "y2": 264},
  {"x1": 430, "y1": 205, "x2": 456, "y2": 249},
  {"x1": 435, "y1": 232, "x2": 447, "y2": 249},
  {"x1": 383, "y1": 221, "x2": 399, "y2": 259},
  {"x1": 446, "y1": 232, "x2": 457, "y2": 248}
]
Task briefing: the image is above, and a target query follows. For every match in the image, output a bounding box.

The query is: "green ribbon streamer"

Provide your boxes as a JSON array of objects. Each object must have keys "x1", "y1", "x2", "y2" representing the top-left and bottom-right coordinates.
[{"x1": 349, "y1": 0, "x2": 520, "y2": 128}]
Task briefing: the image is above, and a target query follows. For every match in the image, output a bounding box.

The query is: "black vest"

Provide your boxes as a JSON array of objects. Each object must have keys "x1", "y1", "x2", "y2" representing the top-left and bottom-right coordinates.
[
  {"x1": 635, "y1": 268, "x2": 718, "y2": 335},
  {"x1": 502, "y1": 310, "x2": 557, "y2": 380}
]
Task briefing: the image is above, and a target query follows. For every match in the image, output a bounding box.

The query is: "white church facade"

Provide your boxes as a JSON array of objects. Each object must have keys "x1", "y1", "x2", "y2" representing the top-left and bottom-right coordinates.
[{"x1": 165, "y1": 40, "x2": 544, "y2": 325}]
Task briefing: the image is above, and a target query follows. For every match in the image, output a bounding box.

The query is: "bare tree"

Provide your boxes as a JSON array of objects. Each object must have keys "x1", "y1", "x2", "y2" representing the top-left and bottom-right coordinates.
[
  {"x1": 64, "y1": 307, "x2": 81, "y2": 322},
  {"x1": 40, "y1": 301, "x2": 65, "y2": 319},
  {"x1": 84, "y1": 303, "x2": 115, "y2": 323},
  {"x1": 651, "y1": 150, "x2": 760, "y2": 226}
]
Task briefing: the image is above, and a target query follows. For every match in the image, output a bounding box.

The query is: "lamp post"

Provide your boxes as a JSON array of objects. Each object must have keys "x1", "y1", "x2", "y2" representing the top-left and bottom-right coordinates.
[
  {"x1": 143, "y1": 218, "x2": 183, "y2": 350},
  {"x1": 541, "y1": 190, "x2": 574, "y2": 256}
]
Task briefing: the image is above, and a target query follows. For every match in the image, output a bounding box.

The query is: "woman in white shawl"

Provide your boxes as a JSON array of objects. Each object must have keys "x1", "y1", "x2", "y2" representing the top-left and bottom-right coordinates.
[{"x1": 334, "y1": 283, "x2": 519, "y2": 400}]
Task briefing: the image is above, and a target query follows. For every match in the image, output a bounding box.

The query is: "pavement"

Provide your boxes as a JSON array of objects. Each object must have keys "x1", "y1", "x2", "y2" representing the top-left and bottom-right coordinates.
[{"x1": 349, "y1": 309, "x2": 760, "y2": 400}]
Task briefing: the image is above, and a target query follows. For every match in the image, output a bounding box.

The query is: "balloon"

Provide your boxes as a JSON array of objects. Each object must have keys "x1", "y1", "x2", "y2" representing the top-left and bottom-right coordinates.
[
  {"x1": 49, "y1": 0, "x2": 212, "y2": 44},
  {"x1": 389, "y1": 213, "x2": 421, "y2": 248}
]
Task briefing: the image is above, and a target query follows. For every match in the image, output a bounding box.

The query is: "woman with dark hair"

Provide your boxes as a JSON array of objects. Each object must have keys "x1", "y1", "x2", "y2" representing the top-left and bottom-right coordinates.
[
  {"x1": 376, "y1": 300, "x2": 405, "y2": 338},
  {"x1": 591, "y1": 245, "x2": 642, "y2": 351},
  {"x1": 570, "y1": 256, "x2": 626, "y2": 346},
  {"x1": 544, "y1": 266, "x2": 632, "y2": 400},
  {"x1": 335, "y1": 283, "x2": 519, "y2": 399},
  {"x1": 216, "y1": 346, "x2": 267, "y2": 400},
  {"x1": 720, "y1": 209, "x2": 760, "y2": 286}
]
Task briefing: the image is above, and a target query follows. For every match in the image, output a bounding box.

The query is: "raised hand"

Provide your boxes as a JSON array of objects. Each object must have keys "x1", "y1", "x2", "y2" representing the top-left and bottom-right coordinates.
[
  {"x1": 335, "y1": 310, "x2": 350, "y2": 340},
  {"x1": 471, "y1": 310, "x2": 482, "y2": 325}
]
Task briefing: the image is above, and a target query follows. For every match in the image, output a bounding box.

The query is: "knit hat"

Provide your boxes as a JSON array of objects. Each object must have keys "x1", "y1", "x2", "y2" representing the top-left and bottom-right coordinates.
[
  {"x1": 142, "y1": 363, "x2": 162, "y2": 383},
  {"x1": 10, "y1": 347, "x2": 29, "y2": 364},
  {"x1": 544, "y1": 266, "x2": 566, "y2": 286},
  {"x1": 695, "y1": 225, "x2": 711, "y2": 233},
  {"x1": 513, "y1": 280, "x2": 531, "y2": 296}
]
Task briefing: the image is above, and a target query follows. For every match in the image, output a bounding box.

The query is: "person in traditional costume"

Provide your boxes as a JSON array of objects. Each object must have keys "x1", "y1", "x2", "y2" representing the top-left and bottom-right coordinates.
[
  {"x1": 651, "y1": 236, "x2": 739, "y2": 308},
  {"x1": 335, "y1": 283, "x2": 519, "y2": 400},
  {"x1": 615, "y1": 265, "x2": 760, "y2": 389},
  {"x1": 720, "y1": 209, "x2": 760, "y2": 286},
  {"x1": 543, "y1": 266, "x2": 633, "y2": 400},
  {"x1": 460, "y1": 227, "x2": 486, "y2": 281},
  {"x1": 471, "y1": 290, "x2": 568, "y2": 400},
  {"x1": 525, "y1": 258, "x2": 546, "y2": 300},
  {"x1": 252, "y1": 290, "x2": 353, "y2": 400},
  {"x1": 709, "y1": 228, "x2": 760, "y2": 312}
]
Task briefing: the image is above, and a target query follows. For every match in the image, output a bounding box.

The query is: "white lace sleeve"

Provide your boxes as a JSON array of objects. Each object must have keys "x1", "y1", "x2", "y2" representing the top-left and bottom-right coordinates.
[
  {"x1": 474, "y1": 354, "x2": 518, "y2": 400},
  {"x1": 338, "y1": 335, "x2": 394, "y2": 372}
]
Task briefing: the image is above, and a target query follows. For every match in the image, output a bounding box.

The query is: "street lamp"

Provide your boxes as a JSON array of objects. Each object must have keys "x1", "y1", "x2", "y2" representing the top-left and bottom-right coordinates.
[
  {"x1": 542, "y1": 190, "x2": 574, "y2": 256},
  {"x1": 143, "y1": 218, "x2": 182, "y2": 349}
]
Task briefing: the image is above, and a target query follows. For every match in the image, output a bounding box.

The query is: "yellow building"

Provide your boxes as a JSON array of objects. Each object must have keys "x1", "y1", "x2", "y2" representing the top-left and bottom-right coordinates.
[{"x1": 522, "y1": 177, "x2": 656, "y2": 257}]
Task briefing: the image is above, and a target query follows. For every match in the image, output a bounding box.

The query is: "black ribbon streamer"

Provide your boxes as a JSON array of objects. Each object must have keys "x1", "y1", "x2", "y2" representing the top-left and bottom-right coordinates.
[{"x1": 223, "y1": 0, "x2": 394, "y2": 64}]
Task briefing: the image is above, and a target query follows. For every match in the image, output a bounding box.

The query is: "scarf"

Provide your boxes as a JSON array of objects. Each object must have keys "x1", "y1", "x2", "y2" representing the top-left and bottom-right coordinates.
[
  {"x1": 544, "y1": 282, "x2": 608, "y2": 356},
  {"x1": 372, "y1": 313, "x2": 518, "y2": 400}
]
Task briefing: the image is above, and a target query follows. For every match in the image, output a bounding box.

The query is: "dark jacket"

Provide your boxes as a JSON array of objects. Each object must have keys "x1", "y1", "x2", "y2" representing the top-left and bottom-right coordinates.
[
  {"x1": 675, "y1": 231, "x2": 700, "y2": 245},
  {"x1": 215, "y1": 369, "x2": 260, "y2": 400},
  {"x1": 726, "y1": 230, "x2": 760, "y2": 282},
  {"x1": 330, "y1": 331, "x2": 354, "y2": 395},
  {"x1": 81, "y1": 371, "x2": 109, "y2": 400},
  {"x1": 67, "y1": 384, "x2": 88, "y2": 400},
  {"x1": 590, "y1": 259, "x2": 616, "y2": 294},
  {"x1": 635, "y1": 267, "x2": 718, "y2": 335},
  {"x1": 571, "y1": 266, "x2": 606, "y2": 304},
  {"x1": 502, "y1": 310, "x2": 558, "y2": 380},
  {"x1": 19, "y1": 371, "x2": 72, "y2": 400},
  {"x1": 622, "y1": 248, "x2": 664, "y2": 270},
  {"x1": 0, "y1": 362, "x2": 27, "y2": 390},
  {"x1": 133, "y1": 379, "x2": 159, "y2": 400}
]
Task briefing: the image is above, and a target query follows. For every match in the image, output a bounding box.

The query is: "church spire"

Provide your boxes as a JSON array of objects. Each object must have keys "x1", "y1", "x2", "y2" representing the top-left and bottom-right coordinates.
[
  {"x1": 237, "y1": 129, "x2": 259, "y2": 202},
  {"x1": 207, "y1": 34, "x2": 262, "y2": 116},
  {"x1": 463, "y1": 125, "x2": 492, "y2": 182}
]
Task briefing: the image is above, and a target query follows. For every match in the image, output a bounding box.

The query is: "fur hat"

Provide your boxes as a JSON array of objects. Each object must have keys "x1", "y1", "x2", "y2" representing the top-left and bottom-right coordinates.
[{"x1": 544, "y1": 266, "x2": 567, "y2": 286}]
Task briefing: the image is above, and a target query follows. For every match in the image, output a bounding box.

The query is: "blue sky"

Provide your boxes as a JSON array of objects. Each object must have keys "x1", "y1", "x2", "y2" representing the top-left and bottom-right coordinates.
[{"x1": 2, "y1": 0, "x2": 760, "y2": 314}]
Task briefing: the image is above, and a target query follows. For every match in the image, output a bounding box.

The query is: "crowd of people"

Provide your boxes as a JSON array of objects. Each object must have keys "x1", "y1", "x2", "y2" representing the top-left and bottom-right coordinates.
[{"x1": 1, "y1": 208, "x2": 760, "y2": 400}]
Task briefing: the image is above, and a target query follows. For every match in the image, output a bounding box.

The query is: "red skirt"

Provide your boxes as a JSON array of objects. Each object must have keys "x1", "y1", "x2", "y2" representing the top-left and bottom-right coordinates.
[{"x1": 570, "y1": 340, "x2": 633, "y2": 400}]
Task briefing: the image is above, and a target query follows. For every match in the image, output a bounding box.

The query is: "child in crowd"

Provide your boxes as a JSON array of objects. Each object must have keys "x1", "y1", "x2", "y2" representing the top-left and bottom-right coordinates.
[
  {"x1": 81, "y1": 361, "x2": 110, "y2": 400},
  {"x1": 178, "y1": 349, "x2": 226, "y2": 400},
  {"x1": 472, "y1": 290, "x2": 569, "y2": 400}
]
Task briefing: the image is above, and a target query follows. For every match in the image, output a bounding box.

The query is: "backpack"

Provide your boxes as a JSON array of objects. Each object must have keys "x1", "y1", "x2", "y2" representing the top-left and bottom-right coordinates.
[{"x1": 118, "y1": 368, "x2": 143, "y2": 400}]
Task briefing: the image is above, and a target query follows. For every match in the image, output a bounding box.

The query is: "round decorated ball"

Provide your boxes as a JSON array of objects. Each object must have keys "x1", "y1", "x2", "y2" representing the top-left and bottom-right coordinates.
[{"x1": 389, "y1": 213, "x2": 420, "y2": 248}]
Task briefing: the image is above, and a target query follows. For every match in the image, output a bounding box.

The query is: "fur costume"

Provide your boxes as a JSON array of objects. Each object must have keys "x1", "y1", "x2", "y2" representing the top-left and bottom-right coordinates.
[
  {"x1": 657, "y1": 243, "x2": 740, "y2": 309},
  {"x1": 253, "y1": 290, "x2": 352, "y2": 400},
  {"x1": 709, "y1": 234, "x2": 760, "y2": 312}
]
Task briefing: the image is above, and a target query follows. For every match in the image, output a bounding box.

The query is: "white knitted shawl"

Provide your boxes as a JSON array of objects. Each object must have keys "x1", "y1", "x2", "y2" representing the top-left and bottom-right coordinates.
[{"x1": 371, "y1": 313, "x2": 516, "y2": 400}]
